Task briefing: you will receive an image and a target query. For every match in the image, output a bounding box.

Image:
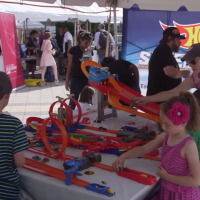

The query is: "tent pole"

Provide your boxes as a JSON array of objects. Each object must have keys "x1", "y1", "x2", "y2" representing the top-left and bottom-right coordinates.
[
  {"x1": 86, "y1": 20, "x2": 88, "y2": 31},
  {"x1": 23, "y1": 21, "x2": 25, "y2": 43},
  {"x1": 77, "y1": 18, "x2": 80, "y2": 32},
  {"x1": 113, "y1": 5, "x2": 118, "y2": 59},
  {"x1": 74, "y1": 18, "x2": 77, "y2": 45},
  {"x1": 105, "y1": 8, "x2": 111, "y2": 57}
]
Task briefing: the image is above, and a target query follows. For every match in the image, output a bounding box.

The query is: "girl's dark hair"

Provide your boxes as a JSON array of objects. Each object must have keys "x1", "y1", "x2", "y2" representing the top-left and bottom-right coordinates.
[
  {"x1": 101, "y1": 57, "x2": 115, "y2": 67},
  {"x1": 30, "y1": 30, "x2": 38, "y2": 37},
  {"x1": 160, "y1": 92, "x2": 200, "y2": 132},
  {"x1": 77, "y1": 31, "x2": 93, "y2": 44},
  {"x1": 45, "y1": 32, "x2": 51, "y2": 39},
  {"x1": 79, "y1": 86, "x2": 95, "y2": 105}
]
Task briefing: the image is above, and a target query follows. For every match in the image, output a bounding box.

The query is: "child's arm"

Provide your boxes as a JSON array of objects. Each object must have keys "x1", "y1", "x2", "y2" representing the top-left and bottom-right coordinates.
[
  {"x1": 112, "y1": 132, "x2": 165, "y2": 171},
  {"x1": 13, "y1": 120, "x2": 30, "y2": 168},
  {"x1": 14, "y1": 151, "x2": 25, "y2": 168},
  {"x1": 160, "y1": 140, "x2": 200, "y2": 187},
  {"x1": 65, "y1": 53, "x2": 73, "y2": 91}
]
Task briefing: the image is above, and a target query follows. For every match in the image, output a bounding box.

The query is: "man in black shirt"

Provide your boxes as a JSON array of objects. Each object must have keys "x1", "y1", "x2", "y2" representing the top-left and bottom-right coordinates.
[
  {"x1": 101, "y1": 57, "x2": 140, "y2": 92},
  {"x1": 55, "y1": 27, "x2": 64, "y2": 52},
  {"x1": 147, "y1": 27, "x2": 191, "y2": 97},
  {"x1": 55, "y1": 28, "x2": 64, "y2": 74}
]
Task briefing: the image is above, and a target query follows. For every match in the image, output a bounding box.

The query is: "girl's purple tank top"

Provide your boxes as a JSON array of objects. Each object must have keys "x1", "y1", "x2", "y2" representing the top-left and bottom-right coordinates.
[{"x1": 161, "y1": 134, "x2": 194, "y2": 192}]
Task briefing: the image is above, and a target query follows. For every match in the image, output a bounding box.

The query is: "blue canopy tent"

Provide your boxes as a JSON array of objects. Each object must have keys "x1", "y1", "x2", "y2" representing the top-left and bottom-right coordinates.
[{"x1": 121, "y1": 5, "x2": 200, "y2": 93}]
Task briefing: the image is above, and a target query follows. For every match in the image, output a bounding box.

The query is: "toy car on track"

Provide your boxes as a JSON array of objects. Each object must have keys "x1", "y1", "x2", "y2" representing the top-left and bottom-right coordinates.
[
  {"x1": 32, "y1": 156, "x2": 41, "y2": 161},
  {"x1": 41, "y1": 158, "x2": 49, "y2": 163},
  {"x1": 127, "y1": 121, "x2": 135, "y2": 125}
]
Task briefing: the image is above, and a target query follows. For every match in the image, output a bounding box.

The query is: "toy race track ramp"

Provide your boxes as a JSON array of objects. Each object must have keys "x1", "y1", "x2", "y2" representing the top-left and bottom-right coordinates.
[
  {"x1": 24, "y1": 158, "x2": 89, "y2": 187},
  {"x1": 108, "y1": 92, "x2": 160, "y2": 123},
  {"x1": 81, "y1": 61, "x2": 160, "y2": 116},
  {"x1": 89, "y1": 80, "x2": 160, "y2": 116},
  {"x1": 27, "y1": 148, "x2": 115, "y2": 172}
]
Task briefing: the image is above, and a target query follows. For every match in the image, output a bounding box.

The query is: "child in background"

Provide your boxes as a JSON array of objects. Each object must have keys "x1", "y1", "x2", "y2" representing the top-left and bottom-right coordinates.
[
  {"x1": 113, "y1": 92, "x2": 200, "y2": 200},
  {"x1": 76, "y1": 86, "x2": 95, "y2": 109},
  {"x1": 0, "y1": 72, "x2": 29, "y2": 199},
  {"x1": 40, "y1": 32, "x2": 59, "y2": 86}
]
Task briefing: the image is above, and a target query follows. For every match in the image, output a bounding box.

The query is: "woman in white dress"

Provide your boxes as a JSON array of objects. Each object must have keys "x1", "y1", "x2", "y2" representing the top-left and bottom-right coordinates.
[{"x1": 40, "y1": 32, "x2": 59, "y2": 86}]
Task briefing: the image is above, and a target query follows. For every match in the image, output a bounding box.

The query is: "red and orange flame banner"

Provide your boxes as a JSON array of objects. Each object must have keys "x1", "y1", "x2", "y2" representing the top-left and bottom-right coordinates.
[{"x1": 160, "y1": 20, "x2": 200, "y2": 49}]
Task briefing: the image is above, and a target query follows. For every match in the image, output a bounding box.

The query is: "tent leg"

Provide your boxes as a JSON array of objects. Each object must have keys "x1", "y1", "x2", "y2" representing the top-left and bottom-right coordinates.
[
  {"x1": 77, "y1": 18, "x2": 80, "y2": 32},
  {"x1": 113, "y1": 5, "x2": 118, "y2": 59},
  {"x1": 23, "y1": 21, "x2": 25, "y2": 43},
  {"x1": 86, "y1": 20, "x2": 88, "y2": 31},
  {"x1": 105, "y1": 8, "x2": 111, "y2": 57},
  {"x1": 74, "y1": 18, "x2": 77, "y2": 46}
]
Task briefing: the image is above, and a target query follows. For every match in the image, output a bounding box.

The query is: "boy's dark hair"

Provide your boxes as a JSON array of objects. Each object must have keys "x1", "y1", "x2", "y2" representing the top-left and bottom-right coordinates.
[
  {"x1": 79, "y1": 86, "x2": 95, "y2": 105},
  {"x1": 30, "y1": 30, "x2": 38, "y2": 37},
  {"x1": 45, "y1": 32, "x2": 51, "y2": 39},
  {"x1": 0, "y1": 72, "x2": 13, "y2": 100},
  {"x1": 160, "y1": 92, "x2": 200, "y2": 132},
  {"x1": 101, "y1": 57, "x2": 115, "y2": 67}
]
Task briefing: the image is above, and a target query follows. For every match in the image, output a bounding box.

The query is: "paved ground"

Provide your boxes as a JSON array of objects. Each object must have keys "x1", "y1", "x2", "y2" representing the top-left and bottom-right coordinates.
[{"x1": 4, "y1": 77, "x2": 70, "y2": 124}]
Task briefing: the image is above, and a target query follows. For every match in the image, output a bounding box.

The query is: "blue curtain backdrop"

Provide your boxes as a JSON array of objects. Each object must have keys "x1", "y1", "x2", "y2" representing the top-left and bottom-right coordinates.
[{"x1": 121, "y1": 5, "x2": 199, "y2": 94}]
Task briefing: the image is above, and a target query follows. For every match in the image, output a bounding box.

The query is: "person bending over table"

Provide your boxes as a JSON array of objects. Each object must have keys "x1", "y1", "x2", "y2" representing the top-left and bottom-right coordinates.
[
  {"x1": 147, "y1": 27, "x2": 190, "y2": 100},
  {"x1": 65, "y1": 31, "x2": 93, "y2": 110},
  {"x1": 101, "y1": 57, "x2": 141, "y2": 93},
  {"x1": 25, "y1": 30, "x2": 38, "y2": 79}
]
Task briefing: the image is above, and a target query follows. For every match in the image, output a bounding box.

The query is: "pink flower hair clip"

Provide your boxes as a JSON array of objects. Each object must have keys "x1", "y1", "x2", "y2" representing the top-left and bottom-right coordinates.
[{"x1": 167, "y1": 102, "x2": 190, "y2": 126}]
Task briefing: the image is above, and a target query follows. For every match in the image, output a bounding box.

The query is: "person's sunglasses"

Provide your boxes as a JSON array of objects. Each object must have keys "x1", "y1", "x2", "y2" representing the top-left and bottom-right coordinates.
[
  {"x1": 187, "y1": 60, "x2": 196, "y2": 65},
  {"x1": 186, "y1": 57, "x2": 200, "y2": 65}
]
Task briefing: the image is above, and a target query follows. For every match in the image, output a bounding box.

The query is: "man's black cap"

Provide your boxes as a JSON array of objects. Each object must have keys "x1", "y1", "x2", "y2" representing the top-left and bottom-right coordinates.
[{"x1": 162, "y1": 27, "x2": 185, "y2": 39}]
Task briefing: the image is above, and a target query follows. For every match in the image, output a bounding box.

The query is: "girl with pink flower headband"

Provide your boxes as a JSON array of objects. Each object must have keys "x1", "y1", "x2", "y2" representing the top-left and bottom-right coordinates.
[{"x1": 113, "y1": 92, "x2": 200, "y2": 200}]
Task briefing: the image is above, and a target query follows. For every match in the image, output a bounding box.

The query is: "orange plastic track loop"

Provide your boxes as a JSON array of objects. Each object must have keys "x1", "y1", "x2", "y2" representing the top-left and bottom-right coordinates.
[
  {"x1": 26, "y1": 117, "x2": 44, "y2": 128},
  {"x1": 62, "y1": 98, "x2": 82, "y2": 125},
  {"x1": 49, "y1": 101, "x2": 72, "y2": 127},
  {"x1": 81, "y1": 60, "x2": 102, "y2": 79},
  {"x1": 41, "y1": 118, "x2": 68, "y2": 158}
]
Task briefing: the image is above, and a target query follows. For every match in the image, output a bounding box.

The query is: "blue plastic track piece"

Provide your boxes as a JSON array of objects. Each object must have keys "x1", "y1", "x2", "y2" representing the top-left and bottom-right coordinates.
[
  {"x1": 24, "y1": 126, "x2": 36, "y2": 132},
  {"x1": 86, "y1": 183, "x2": 115, "y2": 197},
  {"x1": 64, "y1": 159, "x2": 84, "y2": 186},
  {"x1": 123, "y1": 126, "x2": 138, "y2": 131},
  {"x1": 89, "y1": 66, "x2": 119, "y2": 83},
  {"x1": 71, "y1": 123, "x2": 87, "y2": 129},
  {"x1": 67, "y1": 123, "x2": 87, "y2": 133}
]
